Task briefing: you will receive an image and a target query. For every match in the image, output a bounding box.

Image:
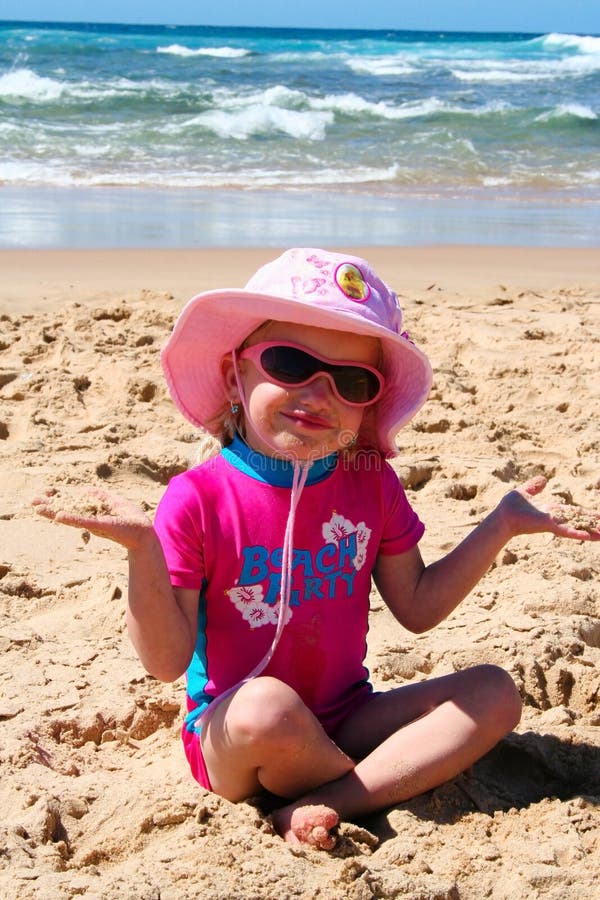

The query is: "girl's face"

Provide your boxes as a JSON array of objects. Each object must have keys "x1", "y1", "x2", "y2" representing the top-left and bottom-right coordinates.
[{"x1": 223, "y1": 322, "x2": 382, "y2": 461}]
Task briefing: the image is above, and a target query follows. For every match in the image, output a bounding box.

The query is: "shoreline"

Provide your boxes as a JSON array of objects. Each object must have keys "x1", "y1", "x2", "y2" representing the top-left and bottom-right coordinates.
[{"x1": 2, "y1": 186, "x2": 599, "y2": 252}]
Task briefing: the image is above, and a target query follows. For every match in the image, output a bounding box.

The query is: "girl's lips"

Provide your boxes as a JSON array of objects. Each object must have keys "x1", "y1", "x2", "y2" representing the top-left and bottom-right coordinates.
[{"x1": 281, "y1": 409, "x2": 334, "y2": 430}]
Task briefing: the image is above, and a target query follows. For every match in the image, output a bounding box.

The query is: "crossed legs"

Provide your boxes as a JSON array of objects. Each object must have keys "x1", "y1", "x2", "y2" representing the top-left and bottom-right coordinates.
[{"x1": 200, "y1": 665, "x2": 522, "y2": 848}]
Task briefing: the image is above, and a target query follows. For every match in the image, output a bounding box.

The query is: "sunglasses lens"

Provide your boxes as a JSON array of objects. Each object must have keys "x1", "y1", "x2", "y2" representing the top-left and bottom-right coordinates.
[
  {"x1": 261, "y1": 346, "x2": 315, "y2": 384},
  {"x1": 260, "y1": 346, "x2": 381, "y2": 404},
  {"x1": 336, "y1": 368, "x2": 381, "y2": 403}
]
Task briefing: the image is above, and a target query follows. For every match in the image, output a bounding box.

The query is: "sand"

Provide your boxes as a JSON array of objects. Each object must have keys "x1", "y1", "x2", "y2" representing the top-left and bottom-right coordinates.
[{"x1": 0, "y1": 246, "x2": 599, "y2": 899}]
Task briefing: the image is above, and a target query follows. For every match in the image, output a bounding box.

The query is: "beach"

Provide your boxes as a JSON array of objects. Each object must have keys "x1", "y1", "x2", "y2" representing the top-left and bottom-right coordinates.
[{"x1": 1, "y1": 244, "x2": 599, "y2": 899}]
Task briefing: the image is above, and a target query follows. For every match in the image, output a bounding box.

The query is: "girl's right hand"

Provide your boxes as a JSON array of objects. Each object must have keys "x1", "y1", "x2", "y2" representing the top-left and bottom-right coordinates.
[{"x1": 32, "y1": 487, "x2": 155, "y2": 552}]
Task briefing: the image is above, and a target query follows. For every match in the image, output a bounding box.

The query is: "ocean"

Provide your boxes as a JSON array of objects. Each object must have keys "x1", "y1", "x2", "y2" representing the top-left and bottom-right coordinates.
[{"x1": 0, "y1": 20, "x2": 599, "y2": 248}]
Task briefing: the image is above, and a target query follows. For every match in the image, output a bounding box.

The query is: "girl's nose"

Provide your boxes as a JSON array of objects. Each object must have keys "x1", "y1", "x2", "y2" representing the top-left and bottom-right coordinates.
[{"x1": 298, "y1": 373, "x2": 335, "y2": 407}]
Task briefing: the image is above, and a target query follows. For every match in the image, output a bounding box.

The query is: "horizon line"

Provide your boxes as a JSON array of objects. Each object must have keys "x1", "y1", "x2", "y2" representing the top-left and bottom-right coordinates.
[{"x1": 3, "y1": 18, "x2": 593, "y2": 39}]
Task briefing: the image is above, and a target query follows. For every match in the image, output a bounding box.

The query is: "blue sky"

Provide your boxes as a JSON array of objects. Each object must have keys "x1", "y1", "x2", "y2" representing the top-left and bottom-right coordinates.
[{"x1": 1, "y1": 0, "x2": 599, "y2": 34}]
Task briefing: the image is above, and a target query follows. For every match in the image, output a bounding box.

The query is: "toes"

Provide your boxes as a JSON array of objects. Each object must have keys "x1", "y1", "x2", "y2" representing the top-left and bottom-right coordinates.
[
  {"x1": 290, "y1": 805, "x2": 339, "y2": 850},
  {"x1": 311, "y1": 825, "x2": 336, "y2": 850}
]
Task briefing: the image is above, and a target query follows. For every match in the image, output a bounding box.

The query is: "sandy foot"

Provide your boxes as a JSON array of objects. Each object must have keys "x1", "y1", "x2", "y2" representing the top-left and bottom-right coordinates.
[{"x1": 271, "y1": 804, "x2": 339, "y2": 850}]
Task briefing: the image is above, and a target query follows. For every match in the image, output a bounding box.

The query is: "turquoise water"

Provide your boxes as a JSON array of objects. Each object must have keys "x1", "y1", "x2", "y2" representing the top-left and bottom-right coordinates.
[{"x1": 1, "y1": 21, "x2": 599, "y2": 247}]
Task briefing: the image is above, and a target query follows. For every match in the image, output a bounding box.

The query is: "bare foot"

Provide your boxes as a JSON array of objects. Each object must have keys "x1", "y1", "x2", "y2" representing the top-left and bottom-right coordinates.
[{"x1": 271, "y1": 803, "x2": 339, "y2": 850}]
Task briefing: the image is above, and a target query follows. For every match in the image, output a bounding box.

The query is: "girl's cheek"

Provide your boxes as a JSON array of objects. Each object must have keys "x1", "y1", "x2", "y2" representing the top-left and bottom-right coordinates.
[
  {"x1": 246, "y1": 382, "x2": 287, "y2": 419},
  {"x1": 345, "y1": 407, "x2": 365, "y2": 432}
]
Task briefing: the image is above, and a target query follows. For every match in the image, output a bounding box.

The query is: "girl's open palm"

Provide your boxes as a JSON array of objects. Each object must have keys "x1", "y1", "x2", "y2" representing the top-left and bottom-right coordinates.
[
  {"x1": 33, "y1": 487, "x2": 154, "y2": 551},
  {"x1": 502, "y1": 476, "x2": 600, "y2": 542}
]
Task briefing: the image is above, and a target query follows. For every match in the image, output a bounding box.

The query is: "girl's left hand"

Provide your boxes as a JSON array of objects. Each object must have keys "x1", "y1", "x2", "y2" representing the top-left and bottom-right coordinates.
[{"x1": 501, "y1": 476, "x2": 600, "y2": 541}]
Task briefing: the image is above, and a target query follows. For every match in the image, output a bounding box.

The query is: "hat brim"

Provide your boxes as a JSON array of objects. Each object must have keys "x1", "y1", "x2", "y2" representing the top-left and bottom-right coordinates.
[{"x1": 161, "y1": 288, "x2": 432, "y2": 456}]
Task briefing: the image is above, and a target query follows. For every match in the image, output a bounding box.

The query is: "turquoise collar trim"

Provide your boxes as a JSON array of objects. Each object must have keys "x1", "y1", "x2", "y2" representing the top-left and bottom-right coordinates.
[{"x1": 222, "y1": 435, "x2": 337, "y2": 487}]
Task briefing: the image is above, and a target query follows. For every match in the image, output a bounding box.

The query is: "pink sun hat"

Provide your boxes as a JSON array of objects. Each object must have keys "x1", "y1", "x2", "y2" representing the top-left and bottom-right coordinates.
[{"x1": 161, "y1": 248, "x2": 432, "y2": 457}]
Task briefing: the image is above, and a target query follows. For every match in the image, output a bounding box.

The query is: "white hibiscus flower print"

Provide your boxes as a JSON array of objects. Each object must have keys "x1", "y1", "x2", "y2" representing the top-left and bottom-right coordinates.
[
  {"x1": 227, "y1": 584, "x2": 264, "y2": 613},
  {"x1": 227, "y1": 584, "x2": 293, "y2": 629},
  {"x1": 322, "y1": 512, "x2": 355, "y2": 544},
  {"x1": 354, "y1": 521, "x2": 372, "y2": 571},
  {"x1": 353, "y1": 548, "x2": 367, "y2": 571},
  {"x1": 270, "y1": 600, "x2": 293, "y2": 627},
  {"x1": 243, "y1": 602, "x2": 276, "y2": 629},
  {"x1": 321, "y1": 512, "x2": 371, "y2": 571}
]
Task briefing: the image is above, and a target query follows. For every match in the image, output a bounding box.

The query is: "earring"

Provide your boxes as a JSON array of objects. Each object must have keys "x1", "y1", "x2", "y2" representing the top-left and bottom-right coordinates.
[
  {"x1": 230, "y1": 401, "x2": 240, "y2": 414},
  {"x1": 340, "y1": 430, "x2": 357, "y2": 449}
]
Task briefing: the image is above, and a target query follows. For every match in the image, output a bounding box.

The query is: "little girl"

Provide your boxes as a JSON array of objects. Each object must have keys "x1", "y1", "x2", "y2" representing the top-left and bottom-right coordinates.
[{"x1": 35, "y1": 248, "x2": 599, "y2": 850}]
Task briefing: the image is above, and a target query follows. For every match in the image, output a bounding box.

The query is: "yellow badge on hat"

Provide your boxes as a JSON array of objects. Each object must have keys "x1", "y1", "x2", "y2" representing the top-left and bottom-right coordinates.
[{"x1": 334, "y1": 263, "x2": 370, "y2": 302}]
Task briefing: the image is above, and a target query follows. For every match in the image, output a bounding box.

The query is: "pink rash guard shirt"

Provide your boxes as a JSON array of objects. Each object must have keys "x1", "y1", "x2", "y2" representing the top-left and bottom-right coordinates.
[{"x1": 154, "y1": 436, "x2": 424, "y2": 788}]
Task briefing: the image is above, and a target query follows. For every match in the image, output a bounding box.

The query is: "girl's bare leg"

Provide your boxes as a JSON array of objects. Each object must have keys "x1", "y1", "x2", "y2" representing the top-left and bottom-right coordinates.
[
  {"x1": 200, "y1": 676, "x2": 355, "y2": 846},
  {"x1": 271, "y1": 664, "x2": 521, "y2": 847}
]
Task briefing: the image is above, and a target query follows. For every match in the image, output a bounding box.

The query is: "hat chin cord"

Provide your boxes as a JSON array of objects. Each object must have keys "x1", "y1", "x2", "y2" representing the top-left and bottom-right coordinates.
[{"x1": 194, "y1": 351, "x2": 313, "y2": 730}]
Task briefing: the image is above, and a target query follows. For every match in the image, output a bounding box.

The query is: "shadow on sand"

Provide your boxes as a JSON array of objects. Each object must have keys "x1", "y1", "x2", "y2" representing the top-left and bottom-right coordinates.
[{"x1": 365, "y1": 729, "x2": 600, "y2": 843}]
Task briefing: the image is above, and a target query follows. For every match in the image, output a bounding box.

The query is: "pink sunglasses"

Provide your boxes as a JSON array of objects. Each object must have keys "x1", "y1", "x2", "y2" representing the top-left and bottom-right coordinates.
[{"x1": 236, "y1": 340, "x2": 385, "y2": 407}]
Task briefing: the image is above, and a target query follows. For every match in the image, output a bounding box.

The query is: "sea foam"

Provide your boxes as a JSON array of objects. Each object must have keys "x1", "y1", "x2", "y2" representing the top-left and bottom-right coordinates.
[
  {"x1": 157, "y1": 44, "x2": 251, "y2": 58},
  {"x1": 1, "y1": 22, "x2": 597, "y2": 202},
  {"x1": 539, "y1": 33, "x2": 600, "y2": 55},
  {"x1": 0, "y1": 68, "x2": 64, "y2": 101}
]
